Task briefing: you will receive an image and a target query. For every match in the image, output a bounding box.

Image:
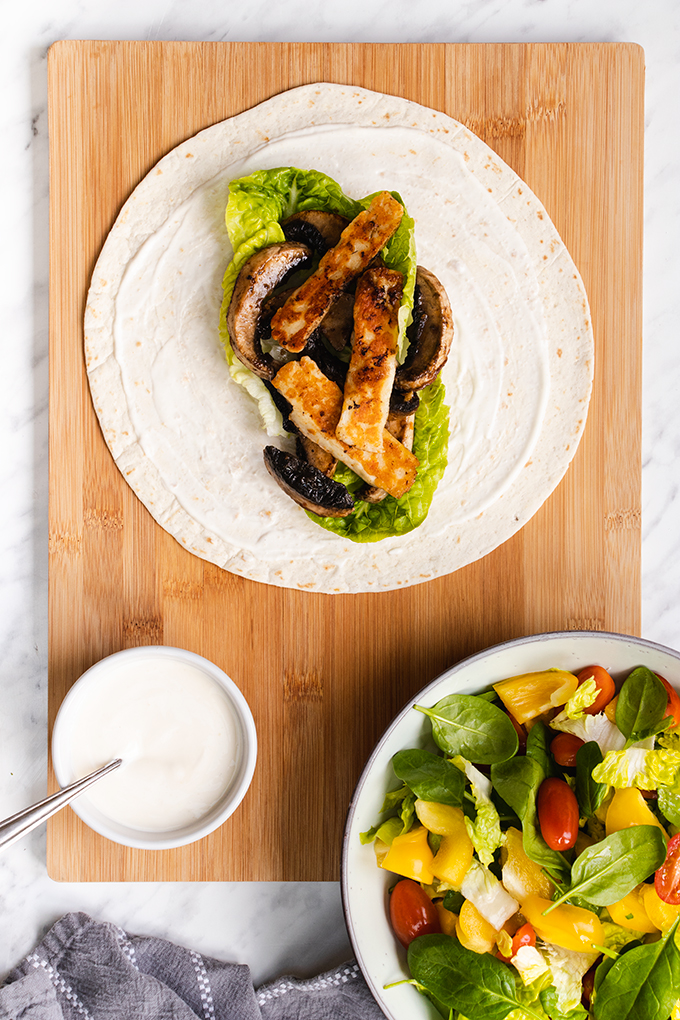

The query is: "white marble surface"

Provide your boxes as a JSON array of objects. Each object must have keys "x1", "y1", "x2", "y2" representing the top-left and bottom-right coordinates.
[{"x1": 1, "y1": 0, "x2": 679, "y2": 991}]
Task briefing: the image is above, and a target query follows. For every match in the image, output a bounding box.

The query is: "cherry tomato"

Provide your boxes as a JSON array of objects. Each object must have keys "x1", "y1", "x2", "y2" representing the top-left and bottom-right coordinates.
[
  {"x1": 656, "y1": 673, "x2": 680, "y2": 729},
  {"x1": 655, "y1": 833, "x2": 680, "y2": 906},
  {"x1": 389, "y1": 879, "x2": 441, "y2": 947},
  {"x1": 537, "y1": 777, "x2": 579, "y2": 850},
  {"x1": 550, "y1": 732, "x2": 585, "y2": 767},
  {"x1": 576, "y1": 665, "x2": 616, "y2": 715},
  {"x1": 511, "y1": 922, "x2": 536, "y2": 956},
  {"x1": 507, "y1": 711, "x2": 527, "y2": 755}
]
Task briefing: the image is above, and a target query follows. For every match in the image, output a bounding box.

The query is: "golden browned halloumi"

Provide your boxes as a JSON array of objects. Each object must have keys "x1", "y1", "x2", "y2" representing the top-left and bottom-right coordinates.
[
  {"x1": 336, "y1": 266, "x2": 403, "y2": 452},
  {"x1": 270, "y1": 192, "x2": 403, "y2": 353},
  {"x1": 273, "y1": 358, "x2": 418, "y2": 499}
]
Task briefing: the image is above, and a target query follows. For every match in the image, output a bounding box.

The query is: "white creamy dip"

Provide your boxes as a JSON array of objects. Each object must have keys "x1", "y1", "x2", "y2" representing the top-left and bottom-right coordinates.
[{"x1": 60, "y1": 655, "x2": 241, "y2": 832}]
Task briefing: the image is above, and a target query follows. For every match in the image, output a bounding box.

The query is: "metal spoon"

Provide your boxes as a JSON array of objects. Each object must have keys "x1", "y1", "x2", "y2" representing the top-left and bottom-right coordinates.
[{"x1": 0, "y1": 758, "x2": 122, "y2": 851}]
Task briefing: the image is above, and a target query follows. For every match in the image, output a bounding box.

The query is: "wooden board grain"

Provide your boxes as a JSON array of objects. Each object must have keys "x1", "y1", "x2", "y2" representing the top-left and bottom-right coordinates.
[{"x1": 47, "y1": 41, "x2": 644, "y2": 881}]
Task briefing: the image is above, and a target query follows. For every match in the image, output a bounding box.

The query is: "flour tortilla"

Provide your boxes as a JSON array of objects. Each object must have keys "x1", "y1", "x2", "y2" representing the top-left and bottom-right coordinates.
[{"x1": 84, "y1": 83, "x2": 593, "y2": 594}]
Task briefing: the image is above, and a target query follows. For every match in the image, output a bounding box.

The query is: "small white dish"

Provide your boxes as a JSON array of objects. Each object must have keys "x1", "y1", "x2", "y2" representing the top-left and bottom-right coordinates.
[
  {"x1": 52, "y1": 646, "x2": 257, "y2": 849},
  {"x1": 341, "y1": 630, "x2": 680, "y2": 1020}
]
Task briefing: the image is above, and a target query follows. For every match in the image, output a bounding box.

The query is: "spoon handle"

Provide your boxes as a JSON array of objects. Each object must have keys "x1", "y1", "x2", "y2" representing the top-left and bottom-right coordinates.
[{"x1": 0, "y1": 759, "x2": 122, "y2": 851}]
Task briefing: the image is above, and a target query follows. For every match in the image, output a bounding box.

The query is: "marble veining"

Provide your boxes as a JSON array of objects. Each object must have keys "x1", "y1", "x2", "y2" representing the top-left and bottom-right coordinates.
[{"x1": 0, "y1": 0, "x2": 678, "y2": 988}]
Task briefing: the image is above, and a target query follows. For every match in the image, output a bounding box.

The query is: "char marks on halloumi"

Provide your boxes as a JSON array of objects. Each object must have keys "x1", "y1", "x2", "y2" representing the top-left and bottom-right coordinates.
[
  {"x1": 272, "y1": 358, "x2": 418, "y2": 499},
  {"x1": 270, "y1": 191, "x2": 404, "y2": 354},
  {"x1": 335, "y1": 266, "x2": 403, "y2": 452}
]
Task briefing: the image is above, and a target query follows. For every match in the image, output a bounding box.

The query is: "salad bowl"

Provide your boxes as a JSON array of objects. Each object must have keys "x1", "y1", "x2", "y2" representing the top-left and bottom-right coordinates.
[{"x1": 341, "y1": 630, "x2": 680, "y2": 1020}]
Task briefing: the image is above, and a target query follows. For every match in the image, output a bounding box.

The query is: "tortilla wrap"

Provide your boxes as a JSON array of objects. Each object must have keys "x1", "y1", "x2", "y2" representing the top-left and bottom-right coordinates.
[{"x1": 84, "y1": 83, "x2": 593, "y2": 594}]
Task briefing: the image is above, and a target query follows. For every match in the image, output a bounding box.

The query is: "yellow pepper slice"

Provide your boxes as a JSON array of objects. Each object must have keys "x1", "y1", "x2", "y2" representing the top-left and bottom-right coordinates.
[
  {"x1": 605, "y1": 787, "x2": 668, "y2": 837},
  {"x1": 642, "y1": 883, "x2": 680, "y2": 931},
  {"x1": 456, "y1": 898, "x2": 498, "y2": 954},
  {"x1": 431, "y1": 832, "x2": 474, "y2": 888},
  {"x1": 521, "y1": 894, "x2": 605, "y2": 952},
  {"x1": 493, "y1": 670, "x2": 579, "y2": 724},
  {"x1": 435, "y1": 900, "x2": 459, "y2": 936},
  {"x1": 608, "y1": 884, "x2": 658, "y2": 933},
  {"x1": 379, "y1": 825, "x2": 434, "y2": 884},
  {"x1": 415, "y1": 799, "x2": 468, "y2": 836},
  {"x1": 501, "y1": 827, "x2": 555, "y2": 901}
]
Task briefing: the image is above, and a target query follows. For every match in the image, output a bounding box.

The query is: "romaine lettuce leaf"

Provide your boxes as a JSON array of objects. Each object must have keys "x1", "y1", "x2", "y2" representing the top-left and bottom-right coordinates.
[
  {"x1": 451, "y1": 756, "x2": 504, "y2": 866},
  {"x1": 562, "y1": 678, "x2": 598, "y2": 720},
  {"x1": 592, "y1": 746, "x2": 680, "y2": 789},
  {"x1": 549, "y1": 711, "x2": 626, "y2": 754}
]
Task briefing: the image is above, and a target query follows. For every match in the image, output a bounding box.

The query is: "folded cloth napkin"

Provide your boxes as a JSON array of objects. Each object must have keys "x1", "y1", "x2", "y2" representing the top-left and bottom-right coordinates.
[{"x1": 0, "y1": 913, "x2": 385, "y2": 1020}]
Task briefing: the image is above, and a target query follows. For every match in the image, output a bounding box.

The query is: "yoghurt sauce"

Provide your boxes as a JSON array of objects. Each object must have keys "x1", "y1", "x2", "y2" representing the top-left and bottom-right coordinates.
[{"x1": 61, "y1": 655, "x2": 241, "y2": 832}]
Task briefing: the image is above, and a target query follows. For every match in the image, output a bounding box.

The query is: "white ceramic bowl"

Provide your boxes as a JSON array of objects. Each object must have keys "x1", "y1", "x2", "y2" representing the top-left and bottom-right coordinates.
[
  {"x1": 52, "y1": 646, "x2": 257, "y2": 849},
  {"x1": 341, "y1": 630, "x2": 680, "y2": 1020}
]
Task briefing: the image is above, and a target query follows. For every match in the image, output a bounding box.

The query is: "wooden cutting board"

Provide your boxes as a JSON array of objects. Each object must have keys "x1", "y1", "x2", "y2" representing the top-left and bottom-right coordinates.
[{"x1": 47, "y1": 41, "x2": 644, "y2": 881}]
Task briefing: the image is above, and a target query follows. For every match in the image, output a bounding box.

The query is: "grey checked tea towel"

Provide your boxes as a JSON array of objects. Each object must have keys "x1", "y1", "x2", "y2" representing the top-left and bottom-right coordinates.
[{"x1": 0, "y1": 913, "x2": 384, "y2": 1019}]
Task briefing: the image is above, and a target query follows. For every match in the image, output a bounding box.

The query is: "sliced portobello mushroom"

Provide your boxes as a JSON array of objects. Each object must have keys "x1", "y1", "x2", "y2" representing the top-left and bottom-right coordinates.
[
  {"x1": 263, "y1": 381, "x2": 298, "y2": 435},
  {"x1": 263, "y1": 446, "x2": 354, "y2": 517},
  {"x1": 312, "y1": 291, "x2": 355, "y2": 352},
  {"x1": 296, "y1": 435, "x2": 337, "y2": 478},
  {"x1": 395, "y1": 265, "x2": 454, "y2": 392},
  {"x1": 282, "y1": 210, "x2": 349, "y2": 253},
  {"x1": 226, "y1": 241, "x2": 312, "y2": 380},
  {"x1": 389, "y1": 387, "x2": 420, "y2": 417}
]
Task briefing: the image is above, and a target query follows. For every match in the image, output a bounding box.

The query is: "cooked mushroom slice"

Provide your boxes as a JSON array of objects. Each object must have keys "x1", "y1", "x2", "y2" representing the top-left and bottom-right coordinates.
[
  {"x1": 282, "y1": 210, "x2": 349, "y2": 253},
  {"x1": 314, "y1": 291, "x2": 355, "y2": 352},
  {"x1": 395, "y1": 265, "x2": 454, "y2": 392},
  {"x1": 296, "y1": 435, "x2": 337, "y2": 478},
  {"x1": 359, "y1": 413, "x2": 416, "y2": 503},
  {"x1": 389, "y1": 388, "x2": 420, "y2": 417},
  {"x1": 263, "y1": 446, "x2": 354, "y2": 517},
  {"x1": 304, "y1": 331, "x2": 348, "y2": 389},
  {"x1": 226, "y1": 241, "x2": 312, "y2": 379},
  {"x1": 264, "y1": 381, "x2": 298, "y2": 435}
]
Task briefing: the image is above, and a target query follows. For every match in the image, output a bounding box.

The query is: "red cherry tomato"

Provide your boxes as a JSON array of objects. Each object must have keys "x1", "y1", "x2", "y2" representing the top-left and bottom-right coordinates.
[
  {"x1": 656, "y1": 673, "x2": 680, "y2": 729},
  {"x1": 511, "y1": 922, "x2": 536, "y2": 956},
  {"x1": 537, "y1": 777, "x2": 579, "y2": 851},
  {"x1": 576, "y1": 665, "x2": 616, "y2": 715},
  {"x1": 550, "y1": 732, "x2": 585, "y2": 767},
  {"x1": 389, "y1": 879, "x2": 441, "y2": 947},
  {"x1": 655, "y1": 833, "x2": 680, "y2": 905},
  {"x1": 507, "y1": 711, "x2": 527, "y2": 755}
]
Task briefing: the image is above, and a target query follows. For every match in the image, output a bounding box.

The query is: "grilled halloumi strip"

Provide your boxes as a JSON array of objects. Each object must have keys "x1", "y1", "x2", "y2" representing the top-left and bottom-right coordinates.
[
  {"x1": 336, "y1": 266, "x2": 403, "y2": 452},
  {"x1": 270, "y1": 191, "x2": 404, "y2": 353},
  {"x1": 273, "y1": 358, "x2": 418, "y2": 499},
  {"x1": 361, "y1": 412, "x2": 416, "y2": 503}
]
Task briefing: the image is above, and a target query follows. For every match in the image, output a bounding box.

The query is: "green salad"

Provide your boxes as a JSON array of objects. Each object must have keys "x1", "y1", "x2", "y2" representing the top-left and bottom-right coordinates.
[
  {"x1": 218, "y1": 167, "x2": 451, "y2": 542},
  {"x1": 362, "y1": 664, "x2": 680, "y2": 1020}
]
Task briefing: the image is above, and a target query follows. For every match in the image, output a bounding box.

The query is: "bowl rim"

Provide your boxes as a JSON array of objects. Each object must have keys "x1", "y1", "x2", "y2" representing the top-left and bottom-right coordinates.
[
  {"x1": 52, "y1": 644, "x2": 257, "y2": 850},
  {"x1": 341, "y1": 629, "x2": 680, "y2": 1019}
]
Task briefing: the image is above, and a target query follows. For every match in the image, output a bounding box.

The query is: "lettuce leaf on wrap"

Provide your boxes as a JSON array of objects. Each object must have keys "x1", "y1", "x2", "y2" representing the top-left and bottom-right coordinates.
[{"x1": 218, "y1": 166, "x2": 449, "y2": 542}]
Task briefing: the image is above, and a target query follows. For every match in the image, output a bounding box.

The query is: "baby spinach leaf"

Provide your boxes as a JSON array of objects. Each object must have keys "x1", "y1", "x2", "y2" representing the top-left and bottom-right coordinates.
[
  {"x1": 407, "y1": 934, "x2": 544, "y2": 1020},
  {"x1": 575, "y1": 741, "x2": 607, "y2": 818},
  {"x1": 392, "y1": 749, "x2": 465, "y2": 806},
  {"x1": 658, "y1": 784, "x2": 680, "y2": 826},
  {"x1": 615, "y1": 666, "x2": 667, "y2": 742},
  {"x1": 592, "y1": 918, "x2": 680, "y2": 1020},
  {"x1": 442, "y1": 889, "x2": 465, "y2": 913},
  {"x1": 540, "y1": 986, "x2": 589, "y2": 1019},
  {"x1": 414, "y1": 695, "x2": 519, "y2": 764},
  {"x1": 490, "y1": 756, "x2": 571, "y2": 884},
  {"x1": 526, "y1": 720, "x2": 559, "y2": 778},
  {"x1": 545, "y1": 826, "x2": 667, "y2": 912}
]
